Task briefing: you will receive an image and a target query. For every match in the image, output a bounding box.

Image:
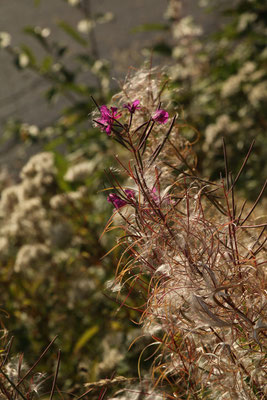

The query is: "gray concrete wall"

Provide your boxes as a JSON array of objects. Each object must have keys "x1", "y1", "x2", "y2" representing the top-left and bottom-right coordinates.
[
  {"x1": 0, "y1": 0, "x2": 168, "y2": 131},
  {"x1": 0, "y1": 0, "x2": 218, "y2": 170}
]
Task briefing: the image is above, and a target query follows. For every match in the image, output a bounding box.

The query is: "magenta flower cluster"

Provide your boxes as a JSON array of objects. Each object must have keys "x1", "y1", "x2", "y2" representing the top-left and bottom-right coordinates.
[
  {"x1": 96, "y1": 105, "x2": 121, "y2": 135},
  {"x1": 96, "y1": 100, "x2": 169, "y2": 136},
  {"x1": 95, "y1": 99, "x2": 170, "y2": 208}
]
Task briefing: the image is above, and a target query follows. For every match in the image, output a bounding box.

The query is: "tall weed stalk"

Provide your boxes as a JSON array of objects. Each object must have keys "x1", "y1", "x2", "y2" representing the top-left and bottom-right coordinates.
[{"x1": 96, "y1": 68, "x2": 266, "y2": 400}]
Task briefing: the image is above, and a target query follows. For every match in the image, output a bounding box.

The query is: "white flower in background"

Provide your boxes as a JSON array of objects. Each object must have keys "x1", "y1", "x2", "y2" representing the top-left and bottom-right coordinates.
[
  {"x1": 77, "y1": 19, "x2": 95, "y2": 34},
  {"x1": 0, "y1": 31, "x2": 11, "y2": 48},
  {"x1": 222, "y1": 62, "x2": 259, "y2": 98},
  {"x1": 19, "y1": 53, "x2": 30, "y2": 68},
  {"x1": 239, "y1": 61, "x2": 256, "y2": 76},
  {"x1": 221, "y1": 74, "x2": 242, "y2": 97},
  {"x1": 237, "y1": 13, "x2": 257, "y2": 32},
  {"x1": 64, "y1": 160, "x2": 96, "y2": 182},
  {"x1": 2, "y1": 197, "x2": 51, "y2": 240},
  {"x1": 28, "y1": 125, "x2": 39, "y2": 137},
  {"x1": 50, "y1": 186, "x2": 87, "y2": 209},
  {"x1": 0, "y1": 184, "x2": 24, "y2": 215},
  {"x1": 173, "y1": 16, "x2": 203, "y2": 39},
  {"x1": 248, "y1": 81, "x2": 267, "y2": 106},
  {"x1": 20, "y1": 152, "x2": 56, "y2": 179},
  {"x1": 41, "y1": 27, "x2": 50, "y2": 38},
  {"x1": 164, "y1": 0, "x2": 182, "y2": 20},
  {"x1": 52, "y1": 63, "x2": 62, "y2": 72},
  {"x1": 14, "y1": 244, "x2": 50, "y2": 272},
  {"x1": 251, "y1": 69, "x2": 265, "y2": 81},
  {"x1": 68, "y1": 0, "x2": 80, "y2": 6},
  {"x1": 20, "y1": 152, "x2": 57, "y2": 196}
]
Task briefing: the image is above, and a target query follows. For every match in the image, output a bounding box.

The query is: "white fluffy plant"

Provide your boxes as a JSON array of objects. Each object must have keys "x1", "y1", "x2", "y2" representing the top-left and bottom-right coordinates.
[
  {"x1": 0, "y1": 152, "x2": 93, "y2": 271},
  {"x1": 97, "y1": 68, "x2": 266, "y2": 399}
]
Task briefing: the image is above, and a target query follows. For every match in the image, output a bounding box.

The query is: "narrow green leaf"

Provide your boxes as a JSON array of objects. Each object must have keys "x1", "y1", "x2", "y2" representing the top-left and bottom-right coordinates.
[
  {"x1": 41, "y1": 55, "x2": 53, "y2": 73},
  {"x1": 74, "y1": 325, "x2": 99, "y2": 353},
  {"x1": 57, "y1": 21, "x2": 88, "y2": 46},
  {"x1": 131, "y1": 23, "x2": 169, "y2": 33},
  {"x1": 23, "y1": 26, "x2": 49, "y2": 49}
]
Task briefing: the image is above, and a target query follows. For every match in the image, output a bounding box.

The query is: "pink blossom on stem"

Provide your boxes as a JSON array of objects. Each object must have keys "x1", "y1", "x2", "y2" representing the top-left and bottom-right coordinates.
[
  {"x1": 124, "y1": 189, "x2": 135, "y2": 199},
  {"x1": 107, "y1": 194, "x2": 127, "y2": 209},
  {"x1": 107, "y1": 189, "x2": 135, "y2": 209},
  {"x1": 123, "y1": 99, "x2": 141, "y2": 114},
  {"x1": 152, "y1": 109, "x2": 169, "y2": 124},
  {"x1": 96, "y1": 105, "x2": 121, "y2": 135}
]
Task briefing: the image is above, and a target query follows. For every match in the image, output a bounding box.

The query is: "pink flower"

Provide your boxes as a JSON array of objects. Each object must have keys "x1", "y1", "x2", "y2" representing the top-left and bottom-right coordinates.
[
  {"x1": 107, "y1": 189, "x2": 135, "y2": 209},
  {"x1": 125, "y1": 189, "x2": 135, "y2": 199},
  {"x1": 96, "y1": 105, "x2": 121, "y2": 135},
  {"x1": 152, "y1": 109, "x2": 169, "y2": 124},
  {"x1": 107, "y1": 193, "x2": 127, "y2": 209},
  {"x1": 151, "y1": 187, "x2": 160, "y2": 204},
  {"x1": 123, "y1": 99, "x2": 141, "y2": 114}
]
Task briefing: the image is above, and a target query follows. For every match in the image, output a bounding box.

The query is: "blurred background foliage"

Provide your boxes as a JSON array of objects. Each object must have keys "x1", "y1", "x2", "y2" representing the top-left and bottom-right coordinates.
[
  {"x1": 0, "y1": 0, "x2": 266, "y2": 398},
  {"x1": 164, "y1": 0, "x2": 267, "y2": 198}
]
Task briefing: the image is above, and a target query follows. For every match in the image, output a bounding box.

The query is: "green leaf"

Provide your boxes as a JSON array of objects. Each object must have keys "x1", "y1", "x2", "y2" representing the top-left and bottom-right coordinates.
[
  {"x1": 45, "y1": 87, "x2": 58, "y2": 102},
  {"x1": 57, "y1": 20, "x2": 88, "y2": 46},
  {"x1": 74, "y1": 325, "x2": 99, "y2": 353},
  {"x1": 131, "y1": 23, "x2": 169, "y2": 33},
  {"x1": 40, "y1": 55, "x2": 53, "y2": 72},
  {"x1": 23, "y1": 26, "x2": 49, "y2": 49}
]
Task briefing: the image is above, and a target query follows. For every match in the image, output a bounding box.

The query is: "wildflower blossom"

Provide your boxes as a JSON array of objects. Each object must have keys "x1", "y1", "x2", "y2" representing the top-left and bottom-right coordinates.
[
  {"x1": 107, "y1": 189, "x2": 135, "y2": 209},
  {"x1": 152, "y1": 109, "x2": 169, "y2": 124},
  {"x1": 107, "y1": 194, "x2": 126, "y2": 209},
  {"x1": 124, "y1": 189, "x2": 135, "y2": 199},
  {"x1": 96, "y1": 105, "x2": 121, "y2": 135},
  {"x1": 64, "y1": 160, "x2": 96, "y2": 182},
  {"x1": 123, "y1": 99, "x2": 141, "y2": 113}
]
